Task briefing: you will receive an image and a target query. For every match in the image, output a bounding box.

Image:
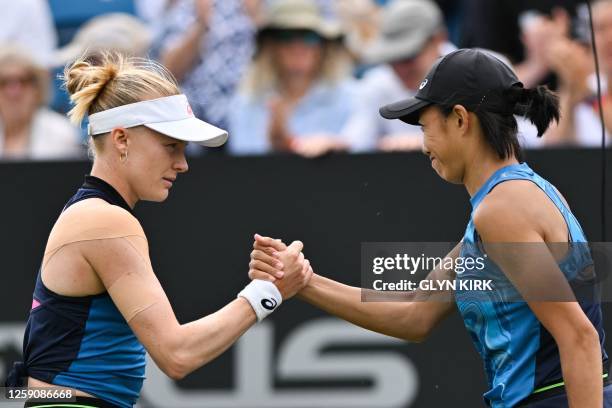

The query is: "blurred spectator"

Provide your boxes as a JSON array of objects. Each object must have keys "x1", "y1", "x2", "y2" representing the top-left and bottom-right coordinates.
[
  {"x1": 335, "y1": 0, "x2": 382, "y2": 62},
  {"x1": 341, "y1": 0, "x2": 455, "y2": 152},
  {"x1": 156, "y1": 0, "x2": 257, "y2": 153},
  {"x1": 135, "y1": 0, "x2": 178, "y2": 25},
  {"x1": 0, "y1": 0, "x2": 57, "y2": 66},
  {"x1": 459, "y1": 0, "x2": 583, "y2": 88},
  {"x1": 433, "y1": 0, "x2": 465, "y2": 45},
  {"x1": 266, "y1": 0, "x2": 336, "y2": 16},
  {"x1": 514, "y1": 7, "x2": 572, "y2": 89},
  {"x1": 228, "y1": 0, "x2": 357, "y2": 157},
  {"x1": 50, "y1": 13, "x2": 153, "y2": 118},
  {"x1": 49, "y1": 0, "x2": 136, "y2": 50},
  {"x1": 134, "y1": 0, "x2": 179, "y2": 40},
  {"x1": 54, "y1": 13, "x2": 152, "y2": 66},
  {"x1": 593, "y1": 0, "x2": 612, "y2": 145},
  {"x1": 0, "y1": 45, "x2": 81, "y2": 160},
  {"x1": 544, "y1": 0, "x2": 611, "y2": 147}
]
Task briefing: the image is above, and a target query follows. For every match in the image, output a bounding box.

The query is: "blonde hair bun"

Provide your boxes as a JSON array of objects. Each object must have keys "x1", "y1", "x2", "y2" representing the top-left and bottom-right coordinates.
[
  {"x1": 64, "y1": 56, "x2": 120, "y2": 124},
  {"x1": 63, "y1": 51, "x2": 179, "y2": 126}
]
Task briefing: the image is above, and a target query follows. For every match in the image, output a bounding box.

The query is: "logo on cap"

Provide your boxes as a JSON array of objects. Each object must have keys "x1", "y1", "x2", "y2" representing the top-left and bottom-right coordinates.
[
  {"x1": 419, "y1": 79, "x2": 428, "y2": 90},
  {"x1": 186, "y1": 102, "x2": 193, "y2": 116}
]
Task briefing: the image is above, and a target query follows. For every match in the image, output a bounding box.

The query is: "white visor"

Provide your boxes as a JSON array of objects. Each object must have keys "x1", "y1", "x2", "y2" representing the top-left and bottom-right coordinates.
[{"x1": 86, "y1": 94, "x2": 228, "y2": 147}]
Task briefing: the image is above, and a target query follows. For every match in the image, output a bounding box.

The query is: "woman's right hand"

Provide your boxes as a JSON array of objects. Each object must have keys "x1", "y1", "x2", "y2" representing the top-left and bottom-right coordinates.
[{"x1": 248, "y1": 234, "x2": 313, "y2": 299}]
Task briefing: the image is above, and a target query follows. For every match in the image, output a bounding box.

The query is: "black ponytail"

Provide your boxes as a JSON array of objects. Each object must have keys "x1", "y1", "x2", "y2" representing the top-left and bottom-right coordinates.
[
  {"x1": 439, "y1": 85, "x2": 560, "y2": 162},
  {"x1": 507, "y1": 85, "x2": 560, "y2": 137}
]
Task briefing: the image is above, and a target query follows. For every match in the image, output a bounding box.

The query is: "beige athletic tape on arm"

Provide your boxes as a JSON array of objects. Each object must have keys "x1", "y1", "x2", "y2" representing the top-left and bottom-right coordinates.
[
  {"x1": 44, "y1": 198, "x2": 146, "y2": 258},
  {"x1": 103, "y1": 235, "x2": 168, "y2": 322},
  {"x1": 43, "y1": 198, "x2": 166, "y2": 322}
]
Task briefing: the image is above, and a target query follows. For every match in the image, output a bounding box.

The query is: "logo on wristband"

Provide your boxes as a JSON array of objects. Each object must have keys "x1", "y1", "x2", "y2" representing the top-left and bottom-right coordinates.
[{"x1": 261, "y1": 298, "x2": 278, "y2": 310}]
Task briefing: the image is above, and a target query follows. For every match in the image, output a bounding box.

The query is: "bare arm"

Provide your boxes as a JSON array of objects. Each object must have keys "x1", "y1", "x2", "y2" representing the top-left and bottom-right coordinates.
[
  {"x1": 250, "y1": 236, "x2": 459, "y2": 342},
  {"x1": 82, "y1": 210, "x2": 309, "y2": 380},
  {"x1": 474, "y1": 191, "x2": 603, "y2": 408},
  {"x1": 528, "y1": 302, "x2": 602, "y2": 407},
  {"x1": 297, "y1": 270, "x2": 455, "y2": 342},
  {"x1": 160, "y1": 0, "x2": 211, "y2": 82}
]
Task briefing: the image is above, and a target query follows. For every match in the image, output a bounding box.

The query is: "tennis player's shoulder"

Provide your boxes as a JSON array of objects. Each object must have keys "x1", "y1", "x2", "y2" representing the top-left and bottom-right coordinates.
[
  {"x1": 54, "y1": 198, "x2": 145, "y2": 239},
  {"x1": 473, "y1": 181, "x2": 540, "y2": 240}
]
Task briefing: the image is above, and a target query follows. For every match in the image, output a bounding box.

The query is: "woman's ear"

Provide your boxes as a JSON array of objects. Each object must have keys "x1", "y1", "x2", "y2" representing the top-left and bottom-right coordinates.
[
  {"x1": 452, "y1": 105, "x2": 469, "y2": 133},
  {"x1": 110, "y1": 128, "x2": 129, "y2": 155}
]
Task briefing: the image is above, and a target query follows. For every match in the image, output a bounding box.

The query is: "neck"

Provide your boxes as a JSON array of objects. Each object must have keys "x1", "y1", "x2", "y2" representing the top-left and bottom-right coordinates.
[
  {"x1": 90, "y1": 158, "x2": 138, "y2": 209},
  {"x1": 463, "y1": 152, "x2": 519, "y2": 198}
]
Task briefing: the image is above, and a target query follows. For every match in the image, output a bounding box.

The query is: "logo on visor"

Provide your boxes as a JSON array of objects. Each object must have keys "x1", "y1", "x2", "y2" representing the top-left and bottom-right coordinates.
[
  {"x1": 186, "y1": 102, "x2": 194, "y2": 116},
  {"x1": 419, "y1": 79, "x2": 429, "y2": 90}
]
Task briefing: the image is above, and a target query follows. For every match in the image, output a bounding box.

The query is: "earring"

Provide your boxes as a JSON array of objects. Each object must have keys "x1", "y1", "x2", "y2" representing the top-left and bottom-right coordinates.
[{"x1": 120, "y1": 150, "x2": 128, "y2": 163}]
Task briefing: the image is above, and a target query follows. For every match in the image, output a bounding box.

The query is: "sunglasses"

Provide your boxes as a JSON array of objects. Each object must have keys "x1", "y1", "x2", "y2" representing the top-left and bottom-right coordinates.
[
  {"x1": 0, "y1": 75, "x2": 36, "y2": 89},
  {"x1": 272, "y1": 30, "x2": 324, "y2": 46}
]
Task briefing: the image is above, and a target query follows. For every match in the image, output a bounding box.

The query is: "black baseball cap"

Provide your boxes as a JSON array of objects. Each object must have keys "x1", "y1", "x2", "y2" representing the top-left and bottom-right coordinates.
[{"x1": 379, "y1": 48, "x2": 523, "y2": 125}]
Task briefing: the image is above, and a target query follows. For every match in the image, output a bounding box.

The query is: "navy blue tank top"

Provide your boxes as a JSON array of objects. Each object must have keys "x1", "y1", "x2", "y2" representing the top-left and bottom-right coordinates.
[{"x1": 7, "y1": 176, "x2": 146, "y2": 408}]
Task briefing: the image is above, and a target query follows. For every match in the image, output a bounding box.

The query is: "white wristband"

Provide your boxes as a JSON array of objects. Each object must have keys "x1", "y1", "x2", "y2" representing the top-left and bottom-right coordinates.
[{"x1": 238, "y1": 280, "x2": 283, "y2": 322}]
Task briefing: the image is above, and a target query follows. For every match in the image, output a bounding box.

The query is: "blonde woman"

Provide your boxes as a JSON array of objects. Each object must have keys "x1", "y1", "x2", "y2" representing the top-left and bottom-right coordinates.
[
  {"x1": 228, "y1": 0, "x2": 358, "y2": 157},
  {"x1": 0, "y1": 45, "x2": 81, "y2": 160},
  {"x1": 6, "y1": 52, "x2": 311, "y2": 408}
]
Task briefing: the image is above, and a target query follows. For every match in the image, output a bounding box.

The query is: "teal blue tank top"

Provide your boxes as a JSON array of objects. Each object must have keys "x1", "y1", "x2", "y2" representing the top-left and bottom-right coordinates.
[{"x1": 456, "y1": 162, "x2": 607, "y2": 407}]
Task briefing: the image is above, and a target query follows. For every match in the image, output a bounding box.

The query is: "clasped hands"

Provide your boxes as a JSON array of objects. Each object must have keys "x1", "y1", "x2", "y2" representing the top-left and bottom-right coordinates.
[{"x1": 248, "y1": 234, "x2": 313, "y2": 300}]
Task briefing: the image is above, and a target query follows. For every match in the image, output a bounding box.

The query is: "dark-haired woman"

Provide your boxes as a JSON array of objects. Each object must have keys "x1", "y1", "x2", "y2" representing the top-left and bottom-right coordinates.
[{"x1": 248, "y1": 49, "x2": 611, "y2": 407}]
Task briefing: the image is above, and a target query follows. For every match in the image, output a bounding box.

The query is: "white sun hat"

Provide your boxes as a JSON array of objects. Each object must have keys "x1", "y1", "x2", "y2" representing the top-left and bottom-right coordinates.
[{"x1": 87, "y1": 94, "x2": 228, "y2": 147}]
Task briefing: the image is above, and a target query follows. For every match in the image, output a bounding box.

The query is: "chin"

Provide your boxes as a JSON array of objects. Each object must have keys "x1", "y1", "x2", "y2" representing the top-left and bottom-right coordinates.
[
  {"x1": 156, "y1": 190, "x2": 170, "y2": 202},
  {"x1": 436, "y1": 169, "x2": 462, "y2": 185},
  {"x1": 445, "y1": 173, "x2": 464, "y2": 185},
  {"x1": 142, "y1": 189, "x2": 170, "y2": 202},
  {"x1": 446, "y1": 178, "x2": 464, "y2": 185},
  {"x1": 433, "y1": 162, "x2": 462, "y2": 184}
]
